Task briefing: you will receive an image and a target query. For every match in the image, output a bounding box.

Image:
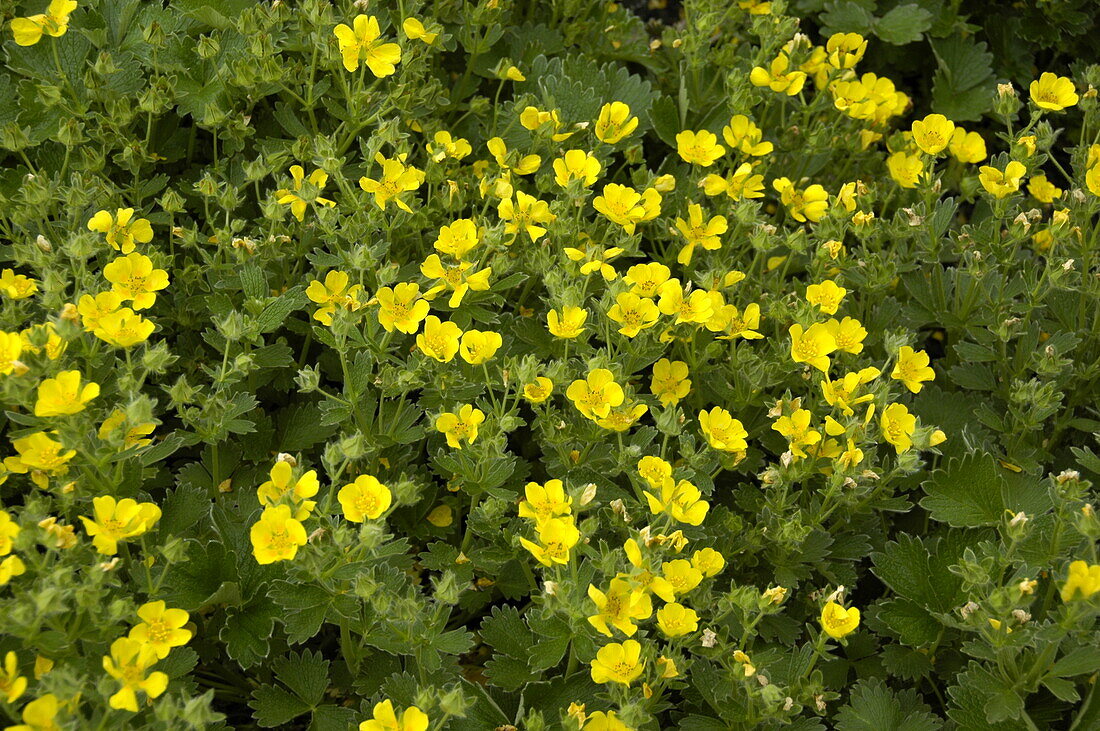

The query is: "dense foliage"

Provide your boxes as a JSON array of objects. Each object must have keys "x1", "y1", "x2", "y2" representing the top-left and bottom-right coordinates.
[{"x1": 1, "y1": 0, "x2": 1099, "y2": 729}]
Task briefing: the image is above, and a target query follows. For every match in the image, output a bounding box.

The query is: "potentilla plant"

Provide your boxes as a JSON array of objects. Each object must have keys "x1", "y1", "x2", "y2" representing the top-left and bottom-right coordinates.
[{"x1": 0, "y1": 0, "x2": 1098, "y2": 729}]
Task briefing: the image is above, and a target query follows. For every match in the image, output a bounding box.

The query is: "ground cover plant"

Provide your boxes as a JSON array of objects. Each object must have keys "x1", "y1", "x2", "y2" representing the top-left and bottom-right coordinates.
[{"x1": 1, "y1": 0, "x2": 1099, "y2": 728}]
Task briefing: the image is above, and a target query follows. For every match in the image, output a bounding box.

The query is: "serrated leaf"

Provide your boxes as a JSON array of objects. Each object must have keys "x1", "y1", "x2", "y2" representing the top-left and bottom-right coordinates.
[
  {"x1": 274, "y1": 649, "x2": 330, "y2": 707},
  {"x1": 820, "y1": 1, "x2": 874, "y2": 34},
  {"x1": 871, "y1": 533, "x2": 963, "y2": 613},
  {"x1": 479, "y1": 605, "x2": 534, "y2": 659},
  {"x1": 930, "y1": 35, "x2": 994, "y2": 121},
  {"x1": 249, "y1": 685, "x2": 311, "y2": 728},
  {"x1": 221, "y1": 599, "x2": 279, "y2": 668},
  {"x1": 873, "y1": 598, "x2": 942, "y2": 646},
  {"x1": 874, "y1": 5, "x2": 933, "y2": 45},
  {"x1": 834, "y1": 677, "x2": 943, "y2": 731},
  {"x1": 920, "y1": 453, "x2": 1051, "y2": 527}
]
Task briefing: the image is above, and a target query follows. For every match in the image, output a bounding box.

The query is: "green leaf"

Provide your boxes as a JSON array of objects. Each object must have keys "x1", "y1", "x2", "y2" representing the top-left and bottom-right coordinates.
[
  {"x1": 257, "y1": 285, "x2": 308, "y2": 334},
  {"x1": 871, "y1": 533, "x2": 964, "y2": 613},
  {"x1": 872, "y1": 599, "x2": 942, "y2": 646},
  {"x1": 1052, "y1": 647, "x2": 1100, "y2": 678},
  {"x1": 873, "y1": 5, "x2": 933, "y2": 45},
  {"x1": 920, "y1": 453, "x2": 1051, "y2": 527},
  {"x1": 930, "y1": 35, "x2": 994, "y2": 121},
  {"x1": 249, "y1": 685, "x2": 311, "y2": 728},
  {"x1": 221, "y1": 599, "x2": 279, "y2": 668},
  {"x1": 834, "y1": 677, "x2": 943, "y2": 730},
  {"x1": 820, "y1": 1, "x2": 875, "y2": 35},
  {"x1": 273, "y1": 650, "x2": 330, "y2": 708}
]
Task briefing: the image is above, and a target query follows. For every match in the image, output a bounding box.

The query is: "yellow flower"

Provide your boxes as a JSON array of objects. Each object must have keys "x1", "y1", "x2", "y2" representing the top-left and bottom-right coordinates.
[
  {"x1": 518, "y1": 479, "x2": 572, "y2": 523},
  {"x1": 98, "y1": 410, "x2": 155, "y2": 449},
  {"x1": 374, "y1": 282, "x2": 430, "y2": 334},
  {"x1": 435, "y1": 404, "x2": 485, "y2": 449},
  {"x1": 0, "y1": 651, "x2": 27, "y2": 704},
  {"x1": 674, "y1": 204, "x2": 726, "y2": 265},
  {"x1": 773, "y1": 409, "x2": 821, "y2": 459},
  {"x1": 102, "y1": 637, "x2": 168, "y2": 712},
  {"x1": 0, "y1": 555, "x2": 26, "y2": 586},
  {"x1": 1027, "y1": 174, "x2": 1062, "y2": 204},
  {"x1": 821, "y1": 367, "x2": 880, "y2": 415},
  {"x1": 359, "y1": 700, "x2": 429, "y2": 731},
  {"x1": 567, "y1": 369, "x2": 624, "y2": 420},
  {"x1": 623, "y1": 262, "x2": 671, "y2": 298},
  {"x1": 0, "y1": 511, "x2": 18, "y2": 557},
  {"x1": 553, "y1": 150, "x2": 601, "y2": 187},
  {"x1": 274, "y1": 166, "x2": 336, "y2": 221},
  {"x1": 714, "y1": 302, "x2": 764, "y2": 340},
  {"x1": 789, "y1": 323, "x2": 837, "y2": 372},
  {"x1": 10, "y1": 0, "x2": 76, "y2": 46},
  {"x1": 676, "y1": 130, "x2": 725, "y2": 166},
  {"x1": 644, "y1": 478, "x2": 709, "y2": 526},
  {"x1": 416, "y1": 315, "x2": 463, "y2": 362},
  {"x1": 887, "y1": 151, "x2": 924, "y2": 189},
  {"x1": 692, "y1": 547, "x2": 725, "y2": 577},
  {"x1": 522, "y1": 377, "x2": 554, "y2": 404},
  {"x1": 564, "y1": 244, "x2": 623, "y2": 281},
  {"x1": 498, "y1": 191, "x2": 555, "y2": 241},
  {"x1": 825, "y1": 32, "x2": 867, "y2": 69},
  {"x1": 911, "y1": 113, "x2": 954, "y2": 155},
  {"x1": 487, "y1": 137, "x2": 541, "y2": 177},
  {"x1": 948, "y1": 128, "x2": 986, "y2": 163},
  {"x1": 102, "y1": 253, "x2": 169, "y2": 311},
  {"x1": 662, "y1": 559, "x2": 703, "y2": 597},
  {"x1": 520, "y1": 106, "x2": 573, "y2": 141},
  {"x1": 426, "y1": 131, "x2": 471, "y2": 162},
  {"x1": 401, "y1": 17, "x2": 437, "y2": 44},
  {"x1": 657, "y1": 282, "x2": 713, "y2": 325},
  {"x1": 750, "y1": 53, "x2": 806, "y2": 95},
  {"x1": 657, "y1": 602, "x2": 699, "y2": 637},
  {"x1": 590, "y1": 640, "x2": 644, "y2": 685},
  {"x1": 1029, "y1": 72, "x2": 1078, "y2": 111},
  {"x1": 701, "y1": 163, "x2": 766, "y2": 201},
  {"x1": 891, "y1": 346, "x2": 935, "y2": 393},
  {"x1": 502, "y1": 65, "x2": 525, "y2": 81},
  {"x1": 880, "y1": 402, "x2": 917, "y2": 453},
  {"x1": 698, "y1": 407, "x2": 748, "y2": 452},
  {"x1": 87, "y1": 208, "x2": 154, "y2": 254},
  {"x1": 587, "y1": 579, "x2": 653, "y2": 637},
  {"x1": 1060, "y1": 560, "x2": 1100, "y2": 602},
  {"x1": 0, "y1": 270, "x2": 38, "y2": 300},
  {"x1": 433, "y1": 219, "x2": 481, "y2": 259},
  {"x1": 257, "y1": 461, "x2": 319, "y2": 520},
  {"x1": 5, "y1": 432, "x2": 75, "y2": 488},
  {"x1": 420, "y1": 255, "x2": 492, "y2": 308},
  {"x1": 595, "y1": 102, "x2": 638, "y2": 144},
  {"x1": 333, "y1": 15, "x2": 401, "y2": 75},
  {"x1": 18, "y1": 321, "x2": 64, "y2": 360},
  {"x1": 79, "y1": 495, "x2": 160, "y2": 555},
  {"x1": 596, "y1": 403, "x2": 648, "y2": 432},
  {"x1": 608, "y1": 292, "x2": 660, "y2": 338},
  {"x1": 250, "y1": 504, "x2": 307, "y2": 564},
  {"x1": 520, "y1": 516, "x2": 580, "y2": 566},
  {"x1": 650, "y1": 358, "x2": 690, "y2": 406},
  {"x1": 306, "y1": 271, "x2": 364, "y2": 326},
  {"x1": 6, "y1": 694, "x2": 59, "y2": 730},
  {"x1": 76, "y1": 291, "x2": 121, "y2": 332},
  {"x1": 33, "y1": 370, "x2": 99, "y2": 417},
  {"x1": 0, "y1": 332, "x2": 25, "y2": 376},
  {"x1": 979, "y1": 161, "x2": 1026, "y2": 198},
  {"x1": 547, "y1": 306, "x2": 588, "y2": 339},
  {"x1": 772, "y1": 177, "x2": 828, "y2": 222},
  {"x1": 93, "y1": 307, "x2": 153, "y2": 348},
  {"x1": 584, "y1": 710, "x2": 634, "y2": 731},
  {"x1": 359, "y1": 153, "x2": 425, "y2": 212},
  {"x1": 129, "y1": 601, "x2": 192, "y2": 659},
  {"x1": 338, "y1": 474, "x2": 393, "y2": 522},
  {"x1": 820, "y1": 601, "x2": 860, "y2": 639},
  {"x1": 459, "y1": 329, "x2": 502, "y2": 364},
  {"x1": 593, "y1": 183, "x2": 650, "y2": 235},
  {"x1": 805, "y1": 280, "x2": 846, "y2": 315},
  {"x1": 722, "y1": 115, "x2": 773, "y2": 156},
  {"x1": 637, "y1": 456, "x2": 673, "y2": 491},
  {"x1": 825, "y1": 316, "x2": 866, "y2": 354}
]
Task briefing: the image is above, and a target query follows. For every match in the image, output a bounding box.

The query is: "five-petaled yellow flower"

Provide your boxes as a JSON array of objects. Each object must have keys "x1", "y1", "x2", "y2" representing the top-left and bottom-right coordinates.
[
  {"x1": 103, "y1": 253, "x2": 170, "y2": 311},
  {"x1": 338, "y1": 474, "x2": 393, "y2": 522},
  {"x1": 590, "y1": 639, "x2": 644, "y2": 685},
  {"x1": 33, "y1": 370, "x2": 99, "y2": 417},
  {"x1": 87, "y1": 208, "x2": 153, "y2": 253},
  {"x1": 820, "y1": 601, "x2": 860, "y2": 639},
  {"x1": 416, "y1": 315, "x2": 463, "y2": 362},
  {"x1": 10, "y1": 0, "x2": 76, "y2": 46},
  {"x1": 567, "y1": 369, "x2": 624, "y2": 420},
  {"x1": 547, "y1": 306, "x2": 588, "y2": 339},
  {"x1": 250, "y1": 504, "x2": 307, "y2": 564},
  {"x1": 374, "y1": 282, "x2": 430, "y2": 334},
  {"x1": 333, "y1": 15, "x2": 402, "y2": 75},
  {"x1": 435, "y1": 404, "x2": 485, "y2": 448},
  {"x1": 891, "y1": 346, "x2": 935, "y2": 393},
  {"x1": 129, "y1": 601, "x2": 192, "y2": 659},
  {"x1": 276, "y1": 166, "x2": 336, "y2": 221},
  {"x1": 594, "y1": 102, "x2": 638, "y2": 144},
  {"x1": 1029, "y1": 72, "x2": 1078, "y2": 112},
  {"x1": 102, "y1": 637, "x2": 169, "y2": 712},
  {"x1": 698, "y1": 407, "x2": 748, "y2": 452}
]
